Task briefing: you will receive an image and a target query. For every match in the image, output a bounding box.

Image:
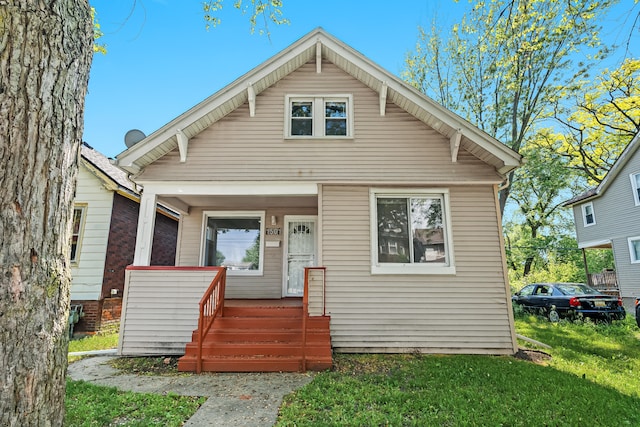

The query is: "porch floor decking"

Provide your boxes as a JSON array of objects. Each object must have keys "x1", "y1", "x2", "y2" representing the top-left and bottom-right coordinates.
[
  {"x1": 224, "y1": 298, "x2": 303, "y2": 308},
  {"x1": 177, "y1": 299, "x2": 332, "y2": 373}
]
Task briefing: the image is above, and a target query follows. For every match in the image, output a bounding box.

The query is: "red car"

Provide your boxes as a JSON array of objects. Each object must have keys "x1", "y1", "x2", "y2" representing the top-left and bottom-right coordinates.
[{"x1": 512, "y1": 283, "x2": 626, "y2": 322}]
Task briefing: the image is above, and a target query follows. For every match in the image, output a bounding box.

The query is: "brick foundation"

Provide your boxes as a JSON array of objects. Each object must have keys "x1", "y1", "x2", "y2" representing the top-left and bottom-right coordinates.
[{"x1": 71, "y1": 300, "x2": 101, "y2": 333}]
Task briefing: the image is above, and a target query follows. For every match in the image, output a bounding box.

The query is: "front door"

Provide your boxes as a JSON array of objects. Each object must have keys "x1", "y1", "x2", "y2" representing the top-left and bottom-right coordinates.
[{"x1": 283, "y1": 216, "x2": 317, "y2": 297}]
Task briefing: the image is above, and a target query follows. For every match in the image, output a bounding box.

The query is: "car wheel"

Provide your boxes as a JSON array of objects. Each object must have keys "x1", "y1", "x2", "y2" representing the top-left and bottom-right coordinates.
[{"x1": 548, "y1": 309, "x2": 560, "y2": 323}]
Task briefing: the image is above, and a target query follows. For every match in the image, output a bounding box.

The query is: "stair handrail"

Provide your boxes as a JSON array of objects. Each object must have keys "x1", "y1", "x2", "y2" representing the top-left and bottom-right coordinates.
[
  {"x1": 197, "y1": 267, "x2": 227, "y2": 373},
  {"x1": 302, "y1": 267, "x2": 326, "y2": 372}
]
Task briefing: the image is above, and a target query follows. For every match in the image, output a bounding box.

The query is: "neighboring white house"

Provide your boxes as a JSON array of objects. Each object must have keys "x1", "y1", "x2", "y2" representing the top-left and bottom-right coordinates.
[
  {"x1": 71, "y1": 143, "x2": 178, "y2": 333},
  {"x1": 114, "y1": 28, "x2": 522, "y2": 358},
  {"x1": 564, "y1": 131, "x2": 640, "y2": 309}
]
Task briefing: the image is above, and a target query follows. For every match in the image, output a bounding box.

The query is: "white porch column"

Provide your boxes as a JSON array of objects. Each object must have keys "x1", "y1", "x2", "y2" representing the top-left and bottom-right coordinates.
[{"x1": 133, "y1": 190, "x2": 157, "y2": 266}]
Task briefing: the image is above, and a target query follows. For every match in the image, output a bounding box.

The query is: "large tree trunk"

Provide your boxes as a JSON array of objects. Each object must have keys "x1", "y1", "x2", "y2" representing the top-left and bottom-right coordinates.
[{"x1": 0, "y1": 2, "x2": 93, "y2": 425}]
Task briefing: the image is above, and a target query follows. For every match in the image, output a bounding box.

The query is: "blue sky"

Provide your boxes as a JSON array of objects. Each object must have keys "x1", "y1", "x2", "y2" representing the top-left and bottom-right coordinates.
[{"x1": 84, "y1": 0, "x2": 638, "y2": 158}]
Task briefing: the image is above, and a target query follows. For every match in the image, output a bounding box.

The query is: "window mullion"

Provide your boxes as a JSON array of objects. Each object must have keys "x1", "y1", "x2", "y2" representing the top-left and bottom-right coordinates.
[
  {"x1": 314, "y1": 97, "x2": 323, "y2": 136},
  {"x1": 407, "y1": 198, "x2": 414, "y2": 264}
]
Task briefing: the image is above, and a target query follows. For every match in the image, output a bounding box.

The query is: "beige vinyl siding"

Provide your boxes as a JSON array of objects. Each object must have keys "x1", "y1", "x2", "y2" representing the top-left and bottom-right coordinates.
[
  {"x1": 118, "y1": 269, "x2": 220, "y2": 355},
  {"x1": 573, "y1": 152, "x2": 640, "y2": 300},
  {"x1": 321, "y1": 185, "x2": 515, "y2": 354},
  {"x1": 177, "y1": 205, "x2": 317, "y2": 299},
  {"x1": 70, "y1": 165, "x2": 114, "y2": 300},
  {"x1": 138, "y1": 61, "x2": 501, "y2": 184}
]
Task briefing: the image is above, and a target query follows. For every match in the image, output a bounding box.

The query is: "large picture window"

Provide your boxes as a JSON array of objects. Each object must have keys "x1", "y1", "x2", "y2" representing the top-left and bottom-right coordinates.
[
  {"x1": 201, "y1": 211, "x2": 265, "y2": 275},
  {"x1": 286, "y1": 94, "x2": 352, "y2": 138},
  {"x1": 370, "y1": 189, "x2": 455, "y2": 275}
]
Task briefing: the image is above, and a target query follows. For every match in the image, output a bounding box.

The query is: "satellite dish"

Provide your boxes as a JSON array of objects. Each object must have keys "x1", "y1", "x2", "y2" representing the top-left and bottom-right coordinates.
[{"x1": 124, "y1": 129, "x2": 146, "y2": 148}]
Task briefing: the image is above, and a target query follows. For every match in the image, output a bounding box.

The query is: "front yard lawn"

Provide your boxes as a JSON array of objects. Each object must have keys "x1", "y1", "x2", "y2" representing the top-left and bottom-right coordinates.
[{"x1": 275, "y1": 316, "x2": 640, "y2": 426}]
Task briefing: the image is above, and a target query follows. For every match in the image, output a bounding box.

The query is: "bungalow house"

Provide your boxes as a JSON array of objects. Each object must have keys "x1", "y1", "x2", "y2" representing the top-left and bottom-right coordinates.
[
  {"x1": 71, "y1": 142, "x2": 179, "y2": 333},
  {"x1": 114, "y1": 28, "x2": 522, "y2": 372},
  {"x1": 564, "y1": 131, "x2": 640, "y2": 310}
]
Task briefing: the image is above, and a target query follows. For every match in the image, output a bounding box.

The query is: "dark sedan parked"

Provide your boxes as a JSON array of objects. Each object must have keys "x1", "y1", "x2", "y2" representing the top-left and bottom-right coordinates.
[
  {"x1": 635, "y1": 298, "x2": 640, "y2": 328},
  {"x1": 512, "y1": 283, "x2": 626, "y2": 322}
]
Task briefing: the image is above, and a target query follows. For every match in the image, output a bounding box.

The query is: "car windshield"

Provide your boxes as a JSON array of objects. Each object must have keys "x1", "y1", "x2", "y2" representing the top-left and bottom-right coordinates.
[{"x1": 555, "y1": 284, "x2": 600, "y2": 296}]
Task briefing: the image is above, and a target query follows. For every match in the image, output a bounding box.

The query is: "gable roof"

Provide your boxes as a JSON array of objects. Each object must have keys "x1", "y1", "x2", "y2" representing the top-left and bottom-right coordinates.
[
  {"x1": 115, "y1": 28, "x2": 521, "y2": 175},
  {"x1": 81, "y1": 142, "x2": 138, "y2": 196},
  {"x1": 563, "y1": 131, "x2": 640, "y2": 206}
]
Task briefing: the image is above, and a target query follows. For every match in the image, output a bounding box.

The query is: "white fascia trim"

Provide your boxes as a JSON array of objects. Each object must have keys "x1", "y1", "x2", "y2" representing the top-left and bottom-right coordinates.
[
  {"x1": 137, "y1": 181, "x2": 319, "y2": 196},
  {"x1": 577, "y1": 239, "x2": 612, "y2": 249}
]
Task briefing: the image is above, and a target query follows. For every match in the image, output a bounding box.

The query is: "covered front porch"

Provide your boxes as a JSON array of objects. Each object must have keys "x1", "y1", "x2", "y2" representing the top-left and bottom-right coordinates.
[
  {"x1": 133, "y1": 181, "x2": 321, "y2": 299},
  {"x1": 579, "y1": 241, "x2": 620, "y2": 296}
]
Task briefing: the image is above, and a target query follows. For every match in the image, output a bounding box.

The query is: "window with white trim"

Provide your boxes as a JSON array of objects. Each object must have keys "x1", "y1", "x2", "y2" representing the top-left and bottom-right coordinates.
[
  {"x1": 286, "y1": 95, "x2": 352, "y2": 138},
  {"x1": 201, "y1": 211, "x2": 265, "y2": 275},
  {"x1": 70, "y1": 205, "x2": 86, "y2": 264},
  {"x1": 582, "y1": 202, "x2": 595, "y2": 226},
  {"x1": 629, "y1": 237, "x2": 640, "y2": 263},
  {"x1": 370, "y1": 189, "x2": 455, "y2": 275},
  {"x1": 631, "y1": 173, "x2": 640, "y2": 205}
]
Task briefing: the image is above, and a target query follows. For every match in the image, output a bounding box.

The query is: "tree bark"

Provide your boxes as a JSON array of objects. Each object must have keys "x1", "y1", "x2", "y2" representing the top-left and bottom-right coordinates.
[{"x1": 0, "y1": 2, "x2": 93, "y2": 425}]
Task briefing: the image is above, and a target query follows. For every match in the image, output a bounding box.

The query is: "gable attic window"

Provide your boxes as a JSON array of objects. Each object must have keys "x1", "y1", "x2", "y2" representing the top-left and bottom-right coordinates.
[
  {"x1": 370, "y1": 189, "x2": 456, "y2": 275},
  {"x1": 70, "y1": 205, "x2": 86, "y2": 264},
  {"x1": 285, "y1": 94, "x2": 353, "y2": 138},
  {"x1": 582, "y1": 202, "x2": 595, "y2": 227},
  {"x1": 631, "y1": 173, "x2": 640, "y2": 206},
  {"x1": 200, "y1": 211, "x2": 265, "y2": 276}
]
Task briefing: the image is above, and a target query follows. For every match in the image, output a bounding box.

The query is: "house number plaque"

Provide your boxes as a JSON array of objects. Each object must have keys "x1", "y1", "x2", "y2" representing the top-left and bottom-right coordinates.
[{"x1": 266, "y1": 228, "x2": 281, "y2": 235}]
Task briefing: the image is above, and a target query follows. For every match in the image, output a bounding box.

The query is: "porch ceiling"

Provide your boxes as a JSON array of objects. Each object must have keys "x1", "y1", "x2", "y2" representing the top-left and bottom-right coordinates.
[{"x1": 157, "y1": 194, "x2": 318, "y2": 210}]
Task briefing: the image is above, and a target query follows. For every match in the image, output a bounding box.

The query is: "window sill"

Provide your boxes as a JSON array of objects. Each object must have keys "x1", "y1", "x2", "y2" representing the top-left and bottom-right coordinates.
[
  {"x1": 284, "y1": 136, "x2": 354, "y2": 141},
  {"x1": 224, "y1": 270, "x2": 263, "y2": 277},
  {"x1": 371, "y1": 264, "x2": 456, "y2": 275}
]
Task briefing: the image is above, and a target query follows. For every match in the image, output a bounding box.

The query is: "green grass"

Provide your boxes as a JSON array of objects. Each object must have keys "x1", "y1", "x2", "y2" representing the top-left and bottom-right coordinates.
[
  {"x1": 65, "y1": 380, "x2": 205, "y2": 427},
  {"x1": 68, "y1": 333, "x2": 118, "y2": 353},
  {"x1": 66, "y1": 317, "x2": 640, "y2": 426},
  {"x1": 515, "y1": 314, "x2": 640, "y2": 397},
  {"x1": 276, "y1": 316, "x2": 640, "y2": 426},
  {"x1": 66, "y1": 334, "x2": 203, "y2": 426}
]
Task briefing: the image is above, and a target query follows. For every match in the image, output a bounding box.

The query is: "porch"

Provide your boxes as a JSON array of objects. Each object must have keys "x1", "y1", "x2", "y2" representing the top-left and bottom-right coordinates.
[
  {"x1": 117, "y1": 266, "x2": 331, "y2": 372},
  {"x1": 588, "y1": 270, "x2": 619, "y2": 296},
  {"x1": 581, "y1": 246, "x2": 620, "y2": 296}
]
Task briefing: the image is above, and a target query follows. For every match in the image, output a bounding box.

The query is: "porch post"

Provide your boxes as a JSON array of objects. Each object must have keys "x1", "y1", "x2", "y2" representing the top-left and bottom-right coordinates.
[
  {"x1": 582, "y1": 248, "x2": 591, "y2": 287},
  {"x1": 133, "y1": 190, "x2": 157, "y2": 266}
]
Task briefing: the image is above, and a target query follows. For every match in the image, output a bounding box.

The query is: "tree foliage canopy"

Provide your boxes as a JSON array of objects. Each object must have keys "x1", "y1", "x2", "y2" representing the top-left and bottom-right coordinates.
[
  {"x1": 542, "y1": 58, "x2": 640, "y2": 184},
  {"x1": 202, "y1": 0, "x2": 289, "y2": 35},
  {"x1": 403, "y1": 0, "x2": 613, "y2": 213}
]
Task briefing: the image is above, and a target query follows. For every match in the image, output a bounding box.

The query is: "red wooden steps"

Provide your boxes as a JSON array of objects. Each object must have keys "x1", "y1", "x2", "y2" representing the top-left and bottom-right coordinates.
[{"x1": 177, "y1": 305, "x2": 332, "y2": 372}]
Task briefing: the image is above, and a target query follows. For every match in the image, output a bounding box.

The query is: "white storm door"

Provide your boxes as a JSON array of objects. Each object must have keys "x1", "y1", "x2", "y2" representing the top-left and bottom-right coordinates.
[{"x1": 283, "y1": 216, "x2": 317, "y2": 297}]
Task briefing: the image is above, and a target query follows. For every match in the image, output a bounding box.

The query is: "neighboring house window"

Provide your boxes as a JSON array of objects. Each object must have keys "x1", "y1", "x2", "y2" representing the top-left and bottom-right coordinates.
[
  {"x1": 629, "y1": 237, "x2": 640, "y2": 263},
  {"x1": 582, "y1": 202, "x2": 595, "y2": 226},
  {"x1": 631, "y1": 173, "x2": 640, "y2": 206},
  {"x1": 285, "y1": 94, "x2": 353, "y2": 138},
  {"x1": 70, "y1": 206, "x2": 86, "y2": 264},
  {"x1": 201, "y1": 211, "x2": 265, "y2": 275},
  {"x1": 370, "y1": 189, "x2": 455, "y2": 275}
]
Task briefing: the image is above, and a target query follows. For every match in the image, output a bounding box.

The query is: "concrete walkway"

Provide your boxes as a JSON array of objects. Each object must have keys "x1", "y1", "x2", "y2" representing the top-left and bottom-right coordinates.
[{"x1": 67, "y1": 356, "x2": 315, "y2": 426}]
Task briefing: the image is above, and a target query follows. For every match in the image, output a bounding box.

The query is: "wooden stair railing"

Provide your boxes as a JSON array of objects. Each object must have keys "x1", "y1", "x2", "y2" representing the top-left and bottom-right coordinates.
[{"x1": 196, "y1": 267, "x2": 227, "y2": 373}]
